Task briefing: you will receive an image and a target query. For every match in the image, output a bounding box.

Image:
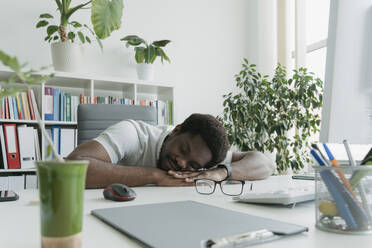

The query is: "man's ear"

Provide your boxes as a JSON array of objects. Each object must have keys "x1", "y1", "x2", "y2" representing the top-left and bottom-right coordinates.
[{"x1": 169, "y1": 125, "x2": 181, "y2": 137}]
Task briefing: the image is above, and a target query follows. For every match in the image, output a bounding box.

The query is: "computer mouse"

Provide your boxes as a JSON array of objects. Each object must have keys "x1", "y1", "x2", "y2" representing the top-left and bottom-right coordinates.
[{"x1": 103, "y1": 183, "x2": 136, "y2": 202}]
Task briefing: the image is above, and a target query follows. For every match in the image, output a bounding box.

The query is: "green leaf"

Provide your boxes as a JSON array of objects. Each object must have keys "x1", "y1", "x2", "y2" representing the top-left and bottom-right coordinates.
[
  {"x1": 120, "y1": 35, "x2": 145, "y2": 46},
  {"x1": 70, "y1": 21, "x2": 82, "y2": 28},
  {"x1": 47, "y1": 25, "x2": 59, "y2": 36},
  {"x1": 68, "y1": 31, "x2": 76, "y2": 40},
  {"x1": 91, "y1": 0, "x2": 124, "y2": 39},
  {"x1": 36, "y1": 20, "x2": 49, "y2": 28},
  {"x1": 0, "y1": 50, "x2": 22, "y2": 73},
  {"x1": 156, "y1": 47, "x2": 170, "y2": 63},
  {"x1": 152, "y1": 40, "x2": 171, "y2": 47},
  {"x1": 77, "y1": 31, "x2": 85, "y2": 43},
  {"x1": 40, "y1": 13, "x2": 53, "y2": 19},
  {"x1": 145, "y1": 46, "x2": 156, "y2": 64},
  {"x1": 135, "y1": 47, "x2": 145, "y2": 63},
  {"x1": 46, "y1": 145, "x2": 53, "y2": 158},
  {"x1": 86, "y1": 36, "x2": 91, "y2": 43}
]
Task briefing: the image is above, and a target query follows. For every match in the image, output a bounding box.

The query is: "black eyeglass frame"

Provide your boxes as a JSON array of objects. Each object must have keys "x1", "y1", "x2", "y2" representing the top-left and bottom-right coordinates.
[{"x1": 194, "y1": 179, "x2": 245, "y2": 196}]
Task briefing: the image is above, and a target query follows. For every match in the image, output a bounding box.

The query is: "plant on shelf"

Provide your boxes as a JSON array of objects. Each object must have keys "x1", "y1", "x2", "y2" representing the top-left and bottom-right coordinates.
[
  {"x1": 36, "y1": 0, "x2": 124, "y2": 72},
  {"x1": 120, "y1": 35, "x2": 171, "y2": 81},
  {"x1": 0, "y1": 49, "x2": 62, "y2": 162},
  {"x1": 218, "y1": 59, "x2": 323, "y2": 173}
]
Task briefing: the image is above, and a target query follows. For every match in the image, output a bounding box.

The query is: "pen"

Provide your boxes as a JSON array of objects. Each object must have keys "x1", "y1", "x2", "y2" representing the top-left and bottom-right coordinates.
[
  {"x1": 343, "y1": 139, "x2": 372, "y2": 221},
  {"x1": 322, "y1": 143, "x2": 359, "y2": 201},
  {"x1": 310, "y1": 149, "x2": 327, "y2": 166},
  {"x1": 311, "y1": 143, "x2": 331, "y2": 166}
]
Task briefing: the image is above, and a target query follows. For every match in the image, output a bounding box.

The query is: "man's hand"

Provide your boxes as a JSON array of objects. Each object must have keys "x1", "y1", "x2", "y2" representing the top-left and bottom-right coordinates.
[
  {"x1": 167, "y1": 167, "x2": 228, "y2": 182},
  {"x1": 155, "y1": 170, "x2": 195, "y2": 186}
]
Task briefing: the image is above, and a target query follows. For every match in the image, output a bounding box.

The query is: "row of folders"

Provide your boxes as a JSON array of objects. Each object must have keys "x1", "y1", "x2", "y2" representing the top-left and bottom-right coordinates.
[{"x1": 0, "y1": 124, "x2": 78, "y2": 170}]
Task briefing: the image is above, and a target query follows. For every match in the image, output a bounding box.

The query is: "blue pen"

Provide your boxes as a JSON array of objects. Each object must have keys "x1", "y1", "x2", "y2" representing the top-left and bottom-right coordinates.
[{"x1": 310, "y1": 149, "x2": 327, "y2": 166}]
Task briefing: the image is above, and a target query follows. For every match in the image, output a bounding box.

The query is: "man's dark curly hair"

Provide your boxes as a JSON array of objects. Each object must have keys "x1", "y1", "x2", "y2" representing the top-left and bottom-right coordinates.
[{"x1": 178, "y1": 113, "x2": 230, "y2": 167}]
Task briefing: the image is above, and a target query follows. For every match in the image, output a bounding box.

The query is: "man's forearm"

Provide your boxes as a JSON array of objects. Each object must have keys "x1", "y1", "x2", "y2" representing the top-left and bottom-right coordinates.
[
  {"x1": 231, "y1": 151, "x2": 275, "y2": 181},
  {"x1": 68, "y1": 156, "x2": 163, "y2": 188}
]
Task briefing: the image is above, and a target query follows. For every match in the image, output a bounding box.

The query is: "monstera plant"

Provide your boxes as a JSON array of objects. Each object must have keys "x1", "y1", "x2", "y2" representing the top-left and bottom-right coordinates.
[{"x1": 36, "y1": 0, "x2": 124, "y2": 72}]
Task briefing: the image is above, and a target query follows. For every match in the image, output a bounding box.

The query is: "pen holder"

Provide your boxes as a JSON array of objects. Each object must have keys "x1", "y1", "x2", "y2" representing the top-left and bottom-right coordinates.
[{"x1": 314, "y1": 165, "x2": 372, "y2": 234}]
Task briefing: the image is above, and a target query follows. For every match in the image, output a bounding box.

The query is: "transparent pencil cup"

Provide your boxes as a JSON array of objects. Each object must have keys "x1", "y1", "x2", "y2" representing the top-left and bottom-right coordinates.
[{"x1": 314, "y1": 165, "x2": 372, "y2": 234}]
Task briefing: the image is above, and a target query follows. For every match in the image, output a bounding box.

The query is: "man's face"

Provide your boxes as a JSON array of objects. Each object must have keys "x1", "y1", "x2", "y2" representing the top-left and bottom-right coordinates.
[{"x1": 158, "y1": 130, "x2": 212, "y2": 172}]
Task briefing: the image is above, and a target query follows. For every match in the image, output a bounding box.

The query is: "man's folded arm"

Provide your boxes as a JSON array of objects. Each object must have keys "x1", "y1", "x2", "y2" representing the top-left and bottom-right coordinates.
[
  {"x1": 67, "y1": 140, "x2": 164, "y2": 188},
  {"x1": 230, "y1": 151, "x2": 275, "y2": 180}
]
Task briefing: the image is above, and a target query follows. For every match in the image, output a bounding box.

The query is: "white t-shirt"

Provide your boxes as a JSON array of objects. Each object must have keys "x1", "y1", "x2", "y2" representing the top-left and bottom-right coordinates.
[{"x1": 94, "y1": 120, "x2": 232, "y2": 168}]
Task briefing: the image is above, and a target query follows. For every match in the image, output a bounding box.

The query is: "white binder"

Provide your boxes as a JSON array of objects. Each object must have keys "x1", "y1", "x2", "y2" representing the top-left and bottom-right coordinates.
[
  {"x1": 17, "y1": 126, "x2": 36, "y2": 169},
  {"x1": 0, "y1": 125, "x2": 8, "y2": 169},
  {"x1": 60, "y1": 128, "x2": 75, "y2": 158}
]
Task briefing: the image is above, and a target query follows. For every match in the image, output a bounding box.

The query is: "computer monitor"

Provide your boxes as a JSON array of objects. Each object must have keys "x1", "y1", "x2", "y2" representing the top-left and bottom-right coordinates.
[{"x1": 320, "y1": 0, "x2": 372, "y2": 144}]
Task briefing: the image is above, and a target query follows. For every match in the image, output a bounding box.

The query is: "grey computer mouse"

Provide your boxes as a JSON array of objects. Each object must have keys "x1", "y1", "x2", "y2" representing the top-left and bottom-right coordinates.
[{"x1": 103, "y1": 183, "x2": 136, "y2": 202}]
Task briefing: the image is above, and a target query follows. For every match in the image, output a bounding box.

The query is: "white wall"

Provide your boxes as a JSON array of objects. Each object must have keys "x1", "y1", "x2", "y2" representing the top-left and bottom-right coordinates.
[{"x1": 0, "y1": 0, "x2": 259, "y2": 124}]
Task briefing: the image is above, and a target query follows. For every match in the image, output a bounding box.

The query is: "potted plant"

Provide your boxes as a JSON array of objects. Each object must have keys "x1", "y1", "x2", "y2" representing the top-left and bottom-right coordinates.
[
  {"x1": 218, "y1": 59, "x2": 323, "y2": 173},
  {"x1": 120, "y1": 35, "x2": 171, "y2": 81},
  {"x1": 36, "y1": 0, "x2": 124, "y2": 73},
  {"x1": 0, "y1": 49, "x2": 89, "y2": 248}
]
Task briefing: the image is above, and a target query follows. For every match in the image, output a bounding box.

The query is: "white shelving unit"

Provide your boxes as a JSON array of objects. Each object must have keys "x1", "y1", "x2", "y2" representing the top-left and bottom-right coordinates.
[{"x1": 0, "y1": 69, "x2": 174, "y2": 184}]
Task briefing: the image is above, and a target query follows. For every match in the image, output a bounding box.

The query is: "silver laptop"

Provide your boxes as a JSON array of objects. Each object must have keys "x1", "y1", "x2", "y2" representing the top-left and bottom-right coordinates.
[{"x1": 92, "y1": 201, "x2": 308, "y2": 248}]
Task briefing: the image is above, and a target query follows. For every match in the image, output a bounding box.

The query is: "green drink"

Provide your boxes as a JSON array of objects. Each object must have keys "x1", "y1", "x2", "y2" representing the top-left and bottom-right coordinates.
[{"x1": 36, "y1": 160, "x2": 89, "y2": 248}]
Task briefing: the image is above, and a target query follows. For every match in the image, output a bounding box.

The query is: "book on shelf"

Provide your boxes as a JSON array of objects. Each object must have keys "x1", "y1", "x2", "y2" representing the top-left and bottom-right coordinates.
[
  {"x1": 44, "y1": 87, "x2": 54, "y2": 120},
  {"x1": 12, "y1": 97, "x2": 19, "y2": 120},
  {"x1": 27, "y1": 90, "x2": 35, "y2": 120},
  {"x1": 0, "y1": 90, "x2": 39, "y2": 121},
  {"x1": 16, "y1": 93, "x2": 24, "y2": 120},
  {"x1": 29, "y1": 89, "x2": 40, "y2": 121},
  {"x1": 53, "y1": 88, "x2": 60, "y2": 121},
  {"x1": 21, "y1": 92, "x2": 31, "y2": 120}
]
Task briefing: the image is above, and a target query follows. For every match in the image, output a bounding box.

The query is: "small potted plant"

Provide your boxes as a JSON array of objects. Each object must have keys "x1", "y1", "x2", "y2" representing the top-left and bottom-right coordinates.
[
  {"x1": 36, "y1": 0, "x2": 124, "y2": 73},
  {"x1": 120, "y1": 35, "x2": 171, "y2": 81}
]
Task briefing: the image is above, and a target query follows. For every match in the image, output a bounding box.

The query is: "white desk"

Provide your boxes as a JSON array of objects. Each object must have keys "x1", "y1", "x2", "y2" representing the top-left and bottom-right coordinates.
[{"x1": 1, "y1": 175, "x2": 371, "y2": 248}]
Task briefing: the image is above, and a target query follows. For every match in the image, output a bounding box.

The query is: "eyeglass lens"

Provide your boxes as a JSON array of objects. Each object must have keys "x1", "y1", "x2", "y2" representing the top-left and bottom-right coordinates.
[
  {"x1": 195, "y1": 179, "x2": 215, "y2": 194},
  {"x1": 220, "y1": 180, "x2": 244, "y2": 196},
  {"x1": 195, "y1": 179, "x2": 244, "y2": 196}
]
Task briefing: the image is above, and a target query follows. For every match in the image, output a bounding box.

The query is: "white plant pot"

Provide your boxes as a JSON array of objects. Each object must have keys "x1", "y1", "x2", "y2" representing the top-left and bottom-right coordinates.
[
  {"x1": 136, "y1": 63, "x2": 154, "y2": 81},
  {"x1": 51, "y1": 42, "x2": 84, "y2": 73}
]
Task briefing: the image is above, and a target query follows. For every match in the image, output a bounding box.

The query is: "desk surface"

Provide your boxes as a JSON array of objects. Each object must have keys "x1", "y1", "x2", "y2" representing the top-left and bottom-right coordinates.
[{"x1": 1, "y1": 175, "x2": 371, "y2": 248}]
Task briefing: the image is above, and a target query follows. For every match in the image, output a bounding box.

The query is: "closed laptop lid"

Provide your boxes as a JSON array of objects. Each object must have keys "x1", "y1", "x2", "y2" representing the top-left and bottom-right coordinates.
[{"x1": 91, "y1": 201, "x2": 308, "y2": 248}]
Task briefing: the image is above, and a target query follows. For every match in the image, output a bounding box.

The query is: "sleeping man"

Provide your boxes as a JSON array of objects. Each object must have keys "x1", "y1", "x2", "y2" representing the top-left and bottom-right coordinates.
[{"x1": 67, "y1": 113, "x2": 275, "y2": 188}]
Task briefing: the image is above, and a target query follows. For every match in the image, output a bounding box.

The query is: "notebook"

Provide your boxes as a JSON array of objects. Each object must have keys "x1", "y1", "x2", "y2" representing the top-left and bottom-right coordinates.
[{"x1": 91, "y1": 201, "x2": 308, "y2": 248}]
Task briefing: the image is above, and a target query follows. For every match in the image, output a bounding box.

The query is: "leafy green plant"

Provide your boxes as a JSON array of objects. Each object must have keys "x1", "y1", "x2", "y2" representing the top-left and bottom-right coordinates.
[
  {"x1": 36, "y1": 0, "x2": 124, "y2": 48},
  {"x1": 218, "y1": 59, "x2": 323, "y2": 172},
  {"x1": 0, "y1": 50, "x2": 63, "y2": 162},
  {"x1": 120, "y1": 35, "x2": 171, "y2": 64}
]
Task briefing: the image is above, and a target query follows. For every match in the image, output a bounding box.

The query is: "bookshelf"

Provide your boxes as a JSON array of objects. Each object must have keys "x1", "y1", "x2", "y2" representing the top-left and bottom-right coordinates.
[{"x1": 0, "y1": 69, "x2": 174, "y2": 189}]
